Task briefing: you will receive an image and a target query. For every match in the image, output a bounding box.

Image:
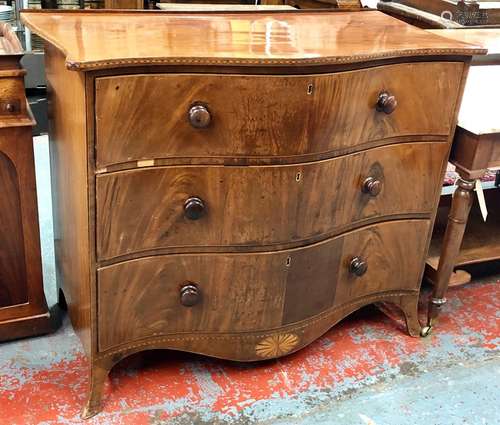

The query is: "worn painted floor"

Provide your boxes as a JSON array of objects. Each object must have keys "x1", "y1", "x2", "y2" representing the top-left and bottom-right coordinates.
[{"x1": 0, "y1": 137, "x2": 498, "y2": 424}]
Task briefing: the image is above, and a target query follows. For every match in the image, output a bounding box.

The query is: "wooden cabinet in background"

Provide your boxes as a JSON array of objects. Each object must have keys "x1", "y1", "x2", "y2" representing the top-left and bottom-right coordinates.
[
  {"x1": 0, "y1": 23, "x2": 52, "y2": 341},
  {"x1": 286, "y1": 0, "x2": 361, "y2": 8},
  {"x1": 21, "y1": 9, "x2": 481, "y2": 418},
  {"x1": 104, "y1": 0, "x2": 144, "y2": 8}
]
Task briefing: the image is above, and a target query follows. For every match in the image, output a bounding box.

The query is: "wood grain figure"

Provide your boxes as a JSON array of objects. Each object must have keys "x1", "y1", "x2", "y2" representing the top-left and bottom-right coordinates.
[
  {"x1": 96, "y1": 142, "x2": 447, "y2": 260},
  {"x1": 95, "y1": 64, "x2": 462, "y2": 168}
]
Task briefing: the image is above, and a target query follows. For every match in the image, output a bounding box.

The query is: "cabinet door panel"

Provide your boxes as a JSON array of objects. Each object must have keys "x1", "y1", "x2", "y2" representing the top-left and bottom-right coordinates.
[{"x1": 0, "y1": 152, "x2": 27, "y2": 307}]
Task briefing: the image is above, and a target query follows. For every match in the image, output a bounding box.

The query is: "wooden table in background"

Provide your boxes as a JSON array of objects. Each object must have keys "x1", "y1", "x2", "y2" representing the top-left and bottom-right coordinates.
[
  {"x1": 378, "y1": 1, "x2": 500, "y2": 28},
  {"x1": 424, "y1": 63, "x2": 500, "y2": 333}
]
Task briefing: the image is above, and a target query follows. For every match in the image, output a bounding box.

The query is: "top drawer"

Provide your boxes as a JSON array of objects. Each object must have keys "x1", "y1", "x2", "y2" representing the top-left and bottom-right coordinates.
[{"x1": 95, "y1": 62, "x2": 463, "y2": 168}]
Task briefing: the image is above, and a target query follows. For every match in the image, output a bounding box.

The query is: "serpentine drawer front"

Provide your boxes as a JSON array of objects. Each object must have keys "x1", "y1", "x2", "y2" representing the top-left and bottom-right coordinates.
[
  {"x1": 98, "y1": 220, "x2": 429, "y2": 352},
  {"x1": 95, "y1": 62, "x2": 463, "y2": 169},
  {"x1": 21, "y1": 8, "x2": 481, "y2": 418},
  {"x1": 96, "y1": 142, "x2": 446, "y2": 260}
]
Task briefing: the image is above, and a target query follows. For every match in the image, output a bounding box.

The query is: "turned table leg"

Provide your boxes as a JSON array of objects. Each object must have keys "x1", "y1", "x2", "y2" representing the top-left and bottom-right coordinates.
[{"x1": 423, "y1": 177, "x2": 475, "y2": 335}]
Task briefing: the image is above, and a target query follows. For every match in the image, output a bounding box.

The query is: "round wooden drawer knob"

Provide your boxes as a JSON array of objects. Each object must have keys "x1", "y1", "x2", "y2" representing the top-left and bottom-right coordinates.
[
  {"x1": 362, "y1": 177, "x2": 382, "y2": 197},
  {"x1": 180, "y1": 283, "x2": 200, "y2": 307},
  {"x1": 188, "y1": 104, "x2": 211, "y2": 129},
  {"x1": 349, "y1": 257, "x2": 368, "y2": 277},
  {"x1": 376, "y1": 91, "x2": 397, "y2": 114},
  {"x1": 184, "y1": 197, "x2": 205, "y2": 220}
]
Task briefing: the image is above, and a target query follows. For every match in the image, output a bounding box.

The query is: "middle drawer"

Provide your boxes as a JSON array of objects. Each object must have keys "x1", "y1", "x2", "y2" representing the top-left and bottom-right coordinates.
[{"x1": 96, "y1": 142, "x2": 446, "y2": 261}]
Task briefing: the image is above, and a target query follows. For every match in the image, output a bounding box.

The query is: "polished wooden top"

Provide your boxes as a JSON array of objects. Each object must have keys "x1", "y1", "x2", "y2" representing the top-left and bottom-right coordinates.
[
  {"x1": 20, "y1": 9, "x2": 484, "y2": 71},
  {"x1": 428, "y1": 29, "x2": 500, "y2": 55}
]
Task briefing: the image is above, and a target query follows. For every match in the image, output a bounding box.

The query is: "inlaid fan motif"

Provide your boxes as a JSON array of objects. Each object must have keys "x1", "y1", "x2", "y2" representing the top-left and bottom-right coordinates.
[{"x1": 255, "y1": 333, "x2": 300, "y2": 358}]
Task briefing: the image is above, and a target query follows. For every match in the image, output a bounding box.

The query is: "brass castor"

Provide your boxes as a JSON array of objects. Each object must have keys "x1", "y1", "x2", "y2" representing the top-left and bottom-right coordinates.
[{"x1": 420, "y1": 325, "x2": 432, "y2": 337}]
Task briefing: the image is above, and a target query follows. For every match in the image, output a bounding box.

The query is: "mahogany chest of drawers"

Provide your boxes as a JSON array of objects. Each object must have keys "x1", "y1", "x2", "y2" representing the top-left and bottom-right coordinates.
[{"x1": 21, "y1": 9, "x2": 481, "y2": 418}]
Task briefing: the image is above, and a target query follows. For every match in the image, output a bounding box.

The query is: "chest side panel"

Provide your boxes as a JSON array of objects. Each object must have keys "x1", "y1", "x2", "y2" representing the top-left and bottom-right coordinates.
[{"x1": 46, "y1": 44, "x2": 93, "y2": 355}]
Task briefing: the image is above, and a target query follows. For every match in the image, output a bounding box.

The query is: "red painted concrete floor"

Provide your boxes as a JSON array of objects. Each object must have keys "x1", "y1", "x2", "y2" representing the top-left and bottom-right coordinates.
[
  {"x1": 1, "y1": 138, "x2": 498, "y2": 424},
  {"x1": 1, "y1": 274, "x2": 499, "y2": 425}
]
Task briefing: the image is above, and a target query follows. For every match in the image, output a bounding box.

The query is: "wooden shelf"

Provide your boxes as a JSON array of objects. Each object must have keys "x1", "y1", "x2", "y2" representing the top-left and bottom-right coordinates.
[{"x1": 427, "y1": 186, "x2": 500, "y2": 285}]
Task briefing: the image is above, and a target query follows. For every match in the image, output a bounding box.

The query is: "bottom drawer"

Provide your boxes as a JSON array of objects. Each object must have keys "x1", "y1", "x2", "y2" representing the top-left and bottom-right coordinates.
[{"x1": 98, "y1": 219, "x2": 429, "y2": 351}]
